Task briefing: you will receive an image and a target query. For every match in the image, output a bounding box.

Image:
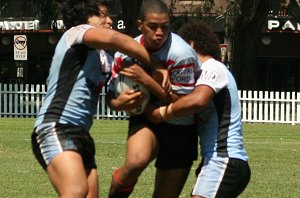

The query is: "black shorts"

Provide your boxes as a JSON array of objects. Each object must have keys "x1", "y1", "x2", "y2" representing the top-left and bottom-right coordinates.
[
  {"x1": 193, "y1": 157, "x2": 251, "y2": 198},
  {"x1": 128, "y1": 116, "x2": 198, "y2": 169},
  {"x1": 31, "y1": 123, "x2": 97, "y2": 170}
]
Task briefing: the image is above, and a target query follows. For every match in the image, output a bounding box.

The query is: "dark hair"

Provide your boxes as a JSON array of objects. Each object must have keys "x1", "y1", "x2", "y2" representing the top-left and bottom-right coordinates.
[
  {"x1": 178, "y1": 21, "x2": 221, "y2": 60},
  {"x1": 139, "y1": 0, "x2": 169, "y2": 21},
  {"x1": 61, "y1": 0, "x2": 109, "y2": 29}
]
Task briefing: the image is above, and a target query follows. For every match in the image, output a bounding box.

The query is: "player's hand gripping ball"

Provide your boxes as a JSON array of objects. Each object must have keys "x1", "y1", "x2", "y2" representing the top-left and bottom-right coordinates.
[{"x1": 115, "y1": 75, "x2": 150, "y2": 115}]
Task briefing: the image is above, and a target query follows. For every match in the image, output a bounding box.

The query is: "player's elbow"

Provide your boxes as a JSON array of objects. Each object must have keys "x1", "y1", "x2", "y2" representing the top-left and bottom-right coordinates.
[
  {"x1": 193, "y1": 98, "x2": 210, "y2": 110},
  {"x1": 191, "y1": 85, "x2": 215, "y2": 109}
]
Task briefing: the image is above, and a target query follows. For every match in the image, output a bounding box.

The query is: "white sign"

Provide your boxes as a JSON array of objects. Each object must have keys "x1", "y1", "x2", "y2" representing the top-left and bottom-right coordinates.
[
  {"x1": 117, "y1": 20, "x2": 126, "y2": 30},
  {"x1": 0, "y1": 20, "x2": 39, "y2": 31},
  {"x1": 51, "y1": 20, "x2": 65, "y2": 30},
  {"x1": 17, "y1": 67, "x2": 24, "y2": 77},
  {"x1": 0, "y1": 19, "x2": 65, "y2": 31},
  {"x1": 14, "y1": 35, "x2": 27, "y2": 60},
  {"x1": 268, "y1": 19, "x2": 300, "y2": 31},
  {"x1": 220, "y1": 44, "x2": 228, "y2": 63}
]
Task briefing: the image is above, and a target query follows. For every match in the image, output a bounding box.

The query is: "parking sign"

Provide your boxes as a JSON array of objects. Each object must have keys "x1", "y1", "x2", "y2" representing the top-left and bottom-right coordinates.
[{"x1": 14, "y1": 35, "x2": 27, "y2": 60}]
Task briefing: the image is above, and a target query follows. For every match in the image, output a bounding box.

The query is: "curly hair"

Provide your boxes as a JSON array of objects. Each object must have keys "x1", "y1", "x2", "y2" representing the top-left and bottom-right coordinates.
[
  {"x1": 178, "y1": 21, "x2": 221, "y2": 60},
  {"x1": 61, "y1": 0, "x2": 109, "y2": 29}
]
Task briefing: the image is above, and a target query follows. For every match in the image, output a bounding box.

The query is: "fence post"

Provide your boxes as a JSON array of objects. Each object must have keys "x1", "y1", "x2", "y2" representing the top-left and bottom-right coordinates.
[
  {"x1": 247, "y1": 91, "x2": 253, "y2": 121},
  {"x1": 3, "y1": 84, "x2": 7, "y2": 117},
  {"x1": 270, "y1": 92, "x2": 274, "y2": 122},
  {"x1": 280, "y1": 92, "x2": 285, "y2": 123},
  {"x1": 253, "y1": 91, "x2": 258, "y2": 121},
  {"x1": 238, "y1": 90, "x2": 241, "y2": 120},
  {"x1": 297, "y1": 93, "x2": 300, "y2": 124},
  {"x1": 20, "y1": 84, "x2": 24, "y2": 118},
  {"x1": 30, "y1": 84, "x2": 35, "y2": 117},
  {"x1": 264, "y1": 91, "x2": 269, "y2": 122},
  {"x1": 0, "y1": 83, "x2": 1, "y2": 117},
  {"x1": 258, "y1": 91, "x2": 263, "y2": 122},
  {"x1": 286, "y1": 92, "x2": 290, "y2": 124},
  {"x1": 25, "y1": 84, "x2": 29, "y2": 118},
  {"x1": 275, "y1": 92, "x2": 280, "y2": 122},
  {"x1": 241, "y1": 90, "x2": 247, "y2": 122},
  {"x1": 14, "y1": 84, "x2": 19, "y2": 117},
  {"x1": 35, "y1": 84, "x2": 40, "y2": 117},
  {"x1": 292, "y1": 92, "x2": 295, "y2": 125},
  {"x1": 9, "y1": 84, "x2": 13, "y2": 117}
]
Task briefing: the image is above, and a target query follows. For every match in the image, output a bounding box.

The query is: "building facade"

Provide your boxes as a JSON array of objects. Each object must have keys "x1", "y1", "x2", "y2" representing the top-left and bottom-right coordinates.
[
  {"x1": 0, "y1": 0, "x2": 125, "y2": 84},
  {"x1": 256, "y1": 0, "x2": 300, "y2": 91},
  {"x1": 1, "y1": 0, "x2": 299, "y2": 92}
]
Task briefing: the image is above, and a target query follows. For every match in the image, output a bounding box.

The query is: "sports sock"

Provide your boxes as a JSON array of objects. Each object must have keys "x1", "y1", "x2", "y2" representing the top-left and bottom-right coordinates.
[{"x1": 108, "y1": 168, "x2": 136, "y2": 198}]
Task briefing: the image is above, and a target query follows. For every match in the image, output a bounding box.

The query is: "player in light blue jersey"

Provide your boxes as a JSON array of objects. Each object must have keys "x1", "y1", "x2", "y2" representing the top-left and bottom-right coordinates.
[
  {"x1": 148, "y1": 21, "x2": 251, "y2": 198},
  {"x1": 31, "y1": 0, "x2": 165, "y2": 197},
  {"x1": 106, "y1": 0, "x2": 201, "y2": 197}
]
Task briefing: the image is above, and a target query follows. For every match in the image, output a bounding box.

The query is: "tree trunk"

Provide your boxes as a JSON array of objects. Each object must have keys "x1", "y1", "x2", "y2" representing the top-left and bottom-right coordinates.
[
  {"x1": 121, "y1": 0, "x2": 143, "y2": 37},
  {"x1": 231, "y1": 0, "x2": 270, "y2": 90}
]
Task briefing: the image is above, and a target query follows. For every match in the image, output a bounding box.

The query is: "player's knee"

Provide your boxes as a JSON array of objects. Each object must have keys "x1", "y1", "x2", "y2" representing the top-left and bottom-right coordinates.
[
  {"x1": 126, "y1": 154, "x2": 152, "y2": 171},
  {"x1": 59, "y1": 182, "x2": 89, "y2": 198}
]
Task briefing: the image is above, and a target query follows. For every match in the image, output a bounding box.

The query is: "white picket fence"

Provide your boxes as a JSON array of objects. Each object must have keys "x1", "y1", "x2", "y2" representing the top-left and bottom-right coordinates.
[
  {"x1": 0, "y1": 83, "x2": 128, "y2": 120},
  {"x1": 239, "y1": 90, "x2": 300, "y2": 125},
  {"x1": 1, "y1": 83, "x2": 300, "y2": 125}
]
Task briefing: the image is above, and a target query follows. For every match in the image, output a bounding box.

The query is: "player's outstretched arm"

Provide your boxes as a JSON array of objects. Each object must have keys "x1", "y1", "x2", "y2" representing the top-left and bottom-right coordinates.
[
  {"x1": 83, "y1": 28, "x2": 159, "y2": 69},
  {"x1": 146, "y1": 85, "x2": 215, "y2": 123}
]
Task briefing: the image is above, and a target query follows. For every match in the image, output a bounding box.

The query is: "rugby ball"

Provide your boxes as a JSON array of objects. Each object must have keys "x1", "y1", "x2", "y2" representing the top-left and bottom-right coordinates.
[{"x1": 115, "y1": 75, "x2": 150, "y2": 115}]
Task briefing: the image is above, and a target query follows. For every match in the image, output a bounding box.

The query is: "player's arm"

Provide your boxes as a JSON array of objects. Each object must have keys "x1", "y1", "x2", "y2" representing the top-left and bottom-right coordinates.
[
  {"x1": 105, "y1": 62, "x2": 147, "y2": 112},
  {"x1": 119, "y1": 64, "x2": 172, "y2": 102},
  {"x1": 83, "y1": 28, "x2": 160, "y2": 70},
  {"x1": 106, "y1": 89, "x2": 144, "y2": 111},
  {"x1": 147, "y1": 60, "x2": 228, "y2": 123},
  {"x1": 145, "y1": 85, "x2": 214, "y2": 124}
]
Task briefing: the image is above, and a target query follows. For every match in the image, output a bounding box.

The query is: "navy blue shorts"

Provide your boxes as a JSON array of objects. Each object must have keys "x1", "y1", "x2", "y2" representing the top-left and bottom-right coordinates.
[
  {"x1": 128, "y1": 115, "x2": 198, "y2": 169},
  {"x1": 31, "y1": 122, "x2": 97, "y2": 170},
  {"x1": 193, "y1": 157, "x2": 251, "y2": 198}
]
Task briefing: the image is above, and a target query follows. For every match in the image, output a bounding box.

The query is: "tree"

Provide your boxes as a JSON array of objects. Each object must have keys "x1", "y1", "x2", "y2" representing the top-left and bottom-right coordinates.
[
  {"x1": 169, "y1": 0, "x2": 271, "y2": 90},
  {"x1": 226, "y1": 0, "x2": 270, "y2": 90},
  {"x1": 39, "y1": 0, "x2": 61, "y2": 30}
]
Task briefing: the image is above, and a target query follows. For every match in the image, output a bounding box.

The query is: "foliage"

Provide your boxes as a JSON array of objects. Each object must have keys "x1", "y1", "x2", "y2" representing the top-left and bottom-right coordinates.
[
  {"x1": 216, "y1": 0, "x2": 241, "y2": 39},
  {"x1": 169, "y1": 0, "x2": 216, "y2": 18},
  {"x1": 0, "y1": 118, "x2": 300, "y2": 197},
  {"x1": 168, "y1": 0, "x2": 272, "y2": 89},
  {"x1": 39, "y1": 0, "x2": 61, "y2": 27},
  {"x1": 168, "y1": 0, "x2": 267, "y2": 39}
]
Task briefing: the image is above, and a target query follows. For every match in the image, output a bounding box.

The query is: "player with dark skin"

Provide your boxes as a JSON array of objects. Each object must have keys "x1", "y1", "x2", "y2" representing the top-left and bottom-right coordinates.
[{"x1": 106, "y1": 1, "x2": 200, "y2": 197}]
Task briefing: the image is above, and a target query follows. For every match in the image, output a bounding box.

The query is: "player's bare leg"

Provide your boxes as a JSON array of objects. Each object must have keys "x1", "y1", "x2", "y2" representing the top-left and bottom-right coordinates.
[
  {"x1": 153, "y1": 168, "x2": 191, "y2": 198},
  {"x1": 108, "y1": 126, "x2": 158, "y2": 197},
  {"x1": 47, "y1": 151, "x2": 98, "y2": 198},
  {"x1": 86, "y1": 168, "x2": 99, "y2": 198}
]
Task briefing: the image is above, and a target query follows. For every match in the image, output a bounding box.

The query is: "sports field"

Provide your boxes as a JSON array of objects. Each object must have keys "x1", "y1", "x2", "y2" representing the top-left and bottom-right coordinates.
[{"x1": 0, "y1": 118, "x2": 299, "y2": 197}]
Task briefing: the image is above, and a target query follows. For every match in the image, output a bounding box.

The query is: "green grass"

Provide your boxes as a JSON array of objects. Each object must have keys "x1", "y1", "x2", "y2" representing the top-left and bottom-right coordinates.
[{"x1": 0, "y1": 118, "x2": 299, "y2": 197}]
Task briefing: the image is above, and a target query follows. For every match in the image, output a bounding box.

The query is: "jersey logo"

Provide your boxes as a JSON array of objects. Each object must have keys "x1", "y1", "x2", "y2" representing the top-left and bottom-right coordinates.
[
  {"x1": 200, "y1": 70, "x2": 217, "y2": 82},
  {"x1": 170, "y1": 63, "x2": 195, "y2": 86}
]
